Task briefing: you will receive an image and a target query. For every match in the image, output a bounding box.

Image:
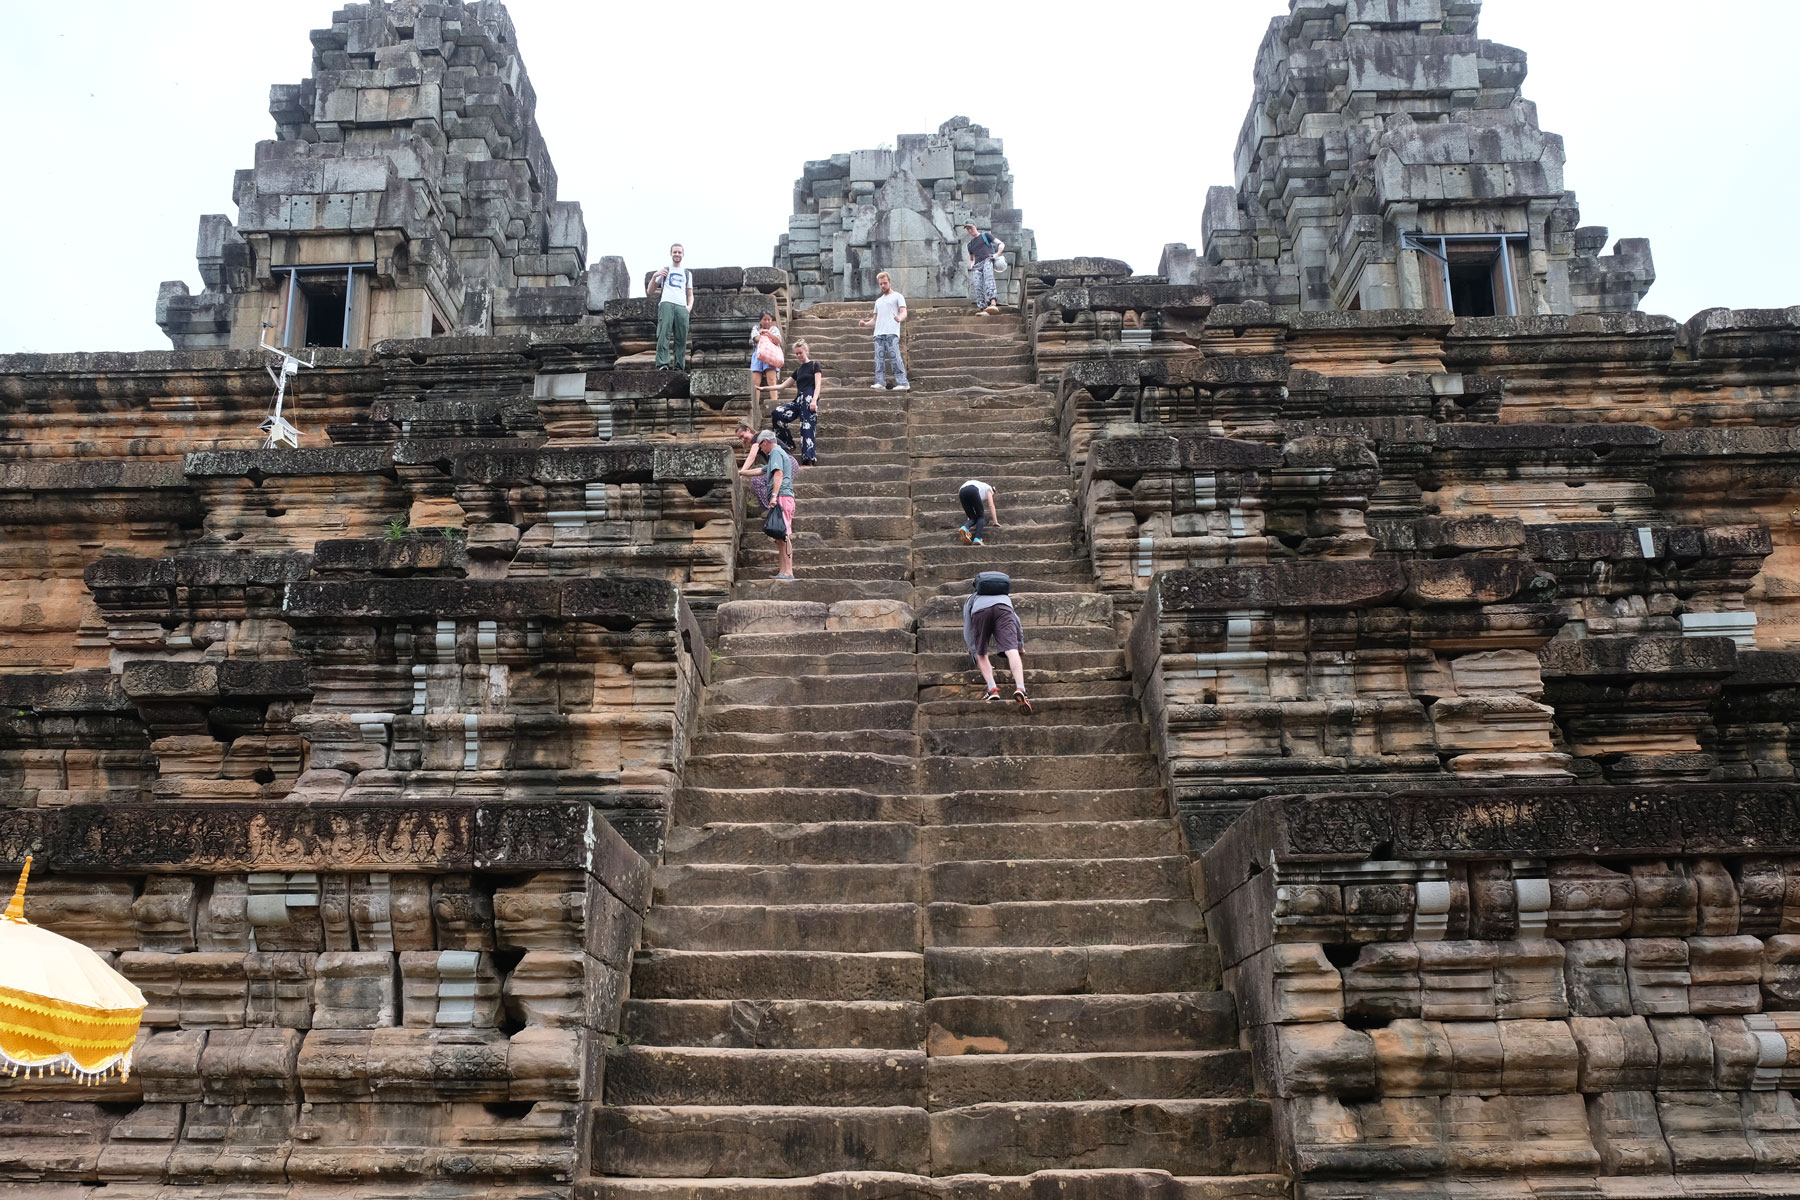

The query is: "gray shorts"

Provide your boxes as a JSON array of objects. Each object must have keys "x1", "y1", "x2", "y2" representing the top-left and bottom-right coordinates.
[{"x1": 970, "y1": 603, "x2": 1023, "y2": 654}]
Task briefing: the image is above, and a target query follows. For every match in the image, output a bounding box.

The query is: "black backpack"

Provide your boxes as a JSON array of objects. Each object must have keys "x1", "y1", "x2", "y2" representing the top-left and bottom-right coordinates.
[{"x1": 973, "y1": 571, "x2": 1011, "y2": 596}]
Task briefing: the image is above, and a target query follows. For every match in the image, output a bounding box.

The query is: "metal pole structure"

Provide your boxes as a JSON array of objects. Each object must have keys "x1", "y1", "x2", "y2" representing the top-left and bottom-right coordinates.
[
  {"x1": 343, "y1": 265, "x2": 355, "y2": 349},
  {"x1": 282, "y1": 268, "x2": 299, "y2": 348},
  {"x1": 1498, "y1": 236, "x2": 1518, "y2": 317},
  {"x1": 1439, "y1": 238, "x2": 1451, "y2": 311}
]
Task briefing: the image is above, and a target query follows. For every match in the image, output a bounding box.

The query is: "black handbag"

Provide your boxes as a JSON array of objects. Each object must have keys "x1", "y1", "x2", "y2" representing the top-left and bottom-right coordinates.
[{"x1": 763, "y1": 504, "x2": 789, "y2": 541}]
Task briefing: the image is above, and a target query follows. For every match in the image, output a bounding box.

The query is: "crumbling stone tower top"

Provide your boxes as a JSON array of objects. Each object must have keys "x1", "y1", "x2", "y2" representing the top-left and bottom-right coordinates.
[
  {"x1": 1163, "y1": 0, "x2": 1654, "y2": 316},
  {"x1": 773, "y1": 117, "x2": 1036, "y2": 307},
  {"x1": 156, "y1": 0, "x2": 625, "y2": 352}
]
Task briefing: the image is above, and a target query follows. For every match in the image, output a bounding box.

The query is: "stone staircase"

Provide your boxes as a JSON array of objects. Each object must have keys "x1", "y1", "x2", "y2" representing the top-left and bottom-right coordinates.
[{"x1": 591, "y1": 302, "x2": 1281, "y2": 1200}]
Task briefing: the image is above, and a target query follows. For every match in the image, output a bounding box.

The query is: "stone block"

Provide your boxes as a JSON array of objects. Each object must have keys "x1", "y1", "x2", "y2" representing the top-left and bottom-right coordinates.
[
  {"x1": 1496, "y1": 1018, "x2": 1577, "y2": 1093},
  {"x1": 1765, "y1": 934, "x2": 1800, "y2": 1008},
  {"x1": 1369, "y1": 1019, "x2": 1453, "y2": 1096},
  {"x1": 399, "y1": 949, "x2": 502, "y2": 1027},
  {"x1": 1494, "y1": 939, "x2": 1567, "y2": 1018},
  {"x1": 1626, "y1": 937, "x2": 1690, "y2": 1014},
  {"x1": 1656, "y1": 1090, "x2": 1756, "y2": 1171},
  {"x1": 1341, "y1": 942, "x2": 1421, "y2": 1023},
  {"x1": 1444, "y1": 1092, "x2": 1598, "y2": 1172},
  {"x1": 1417, "y1": 940, "x2": 1496, "y2": 1019},
  {"x1": 1564, "y1": 938, "x2": 1631, "y2": 1016},
  {"x1": 312, "y1": 951, "x2": 398, "y2": 1028},
  {"x1": 1570, "y1": 1015, "x2": 1658, "y2": 1092},
  {"x1": 1270, "y1": 1022, "x2": 1376, "y2": 1096},
  {"x1": 1443, "y1": 1020, "x2": 1502, "y2": 1094},
  {"x1": 1649, "y1": 1016, "x2": 1715, "y2": 1089},
  {"x1": 1586, "y1": 1089, "x2": 1671, "y2": 1174},
  {"x1": 1688, "y1": 934, "x2": 1763, "y2": 1013}
]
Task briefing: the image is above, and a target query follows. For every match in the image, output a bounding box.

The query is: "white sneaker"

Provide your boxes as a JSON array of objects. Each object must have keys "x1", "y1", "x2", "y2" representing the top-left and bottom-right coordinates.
[{"x1": 892, "y1": 383, "x2": 911, "y2": 392}]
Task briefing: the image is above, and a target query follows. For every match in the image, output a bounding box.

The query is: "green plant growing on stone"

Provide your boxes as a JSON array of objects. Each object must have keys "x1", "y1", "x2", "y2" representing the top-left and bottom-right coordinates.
[
  {"x1": 385, "y1": 519, "x2": 408, "y2": 541},
  {"x1": 441, "y1": 526, "x2": 465, "y2": 541}
]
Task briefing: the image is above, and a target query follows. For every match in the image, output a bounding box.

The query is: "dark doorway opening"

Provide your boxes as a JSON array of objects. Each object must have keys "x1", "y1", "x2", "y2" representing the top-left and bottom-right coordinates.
[
  {"x1": 1447, "y1": 261, "x2": 1498, "y2": 318},
  {"x1": 300, "y1": 277, "x2": 348, "y2": 348}
]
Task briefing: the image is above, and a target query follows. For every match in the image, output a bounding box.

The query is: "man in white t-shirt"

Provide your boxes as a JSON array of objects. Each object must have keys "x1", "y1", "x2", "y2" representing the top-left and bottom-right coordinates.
[
  {"x1": 857, "y1": 270, "x2": 910, "y2": 391},
  {"x1": 651, "y1": 243, "x2": 694, "y2": 371}
]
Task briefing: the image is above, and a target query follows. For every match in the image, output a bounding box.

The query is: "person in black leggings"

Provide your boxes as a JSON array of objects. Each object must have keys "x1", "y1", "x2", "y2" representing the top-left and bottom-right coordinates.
[
  {"x1": 765, "y1": 340, "x2": 822, "y2": 465},
  {"x1": 959, "y1": 479, "x2": 999, "y2": 544}
]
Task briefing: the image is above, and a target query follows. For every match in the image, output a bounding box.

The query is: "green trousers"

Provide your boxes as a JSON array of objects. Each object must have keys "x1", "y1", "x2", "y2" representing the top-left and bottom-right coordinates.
[{"x1": 655, "y1": 300, "x2": 690, "y2": 369}]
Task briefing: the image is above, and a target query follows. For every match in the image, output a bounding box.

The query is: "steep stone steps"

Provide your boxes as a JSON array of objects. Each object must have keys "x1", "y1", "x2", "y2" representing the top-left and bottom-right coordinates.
[{"x1": 596, "y1": 304, "x2": 1270, "y2": 1195}]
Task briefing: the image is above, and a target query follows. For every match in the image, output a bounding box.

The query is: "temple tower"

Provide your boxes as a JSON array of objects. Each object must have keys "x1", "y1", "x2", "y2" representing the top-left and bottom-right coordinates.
[
  {"x1": 773, "y1": 117, "x2": 1036, "y2": 307},
  {"x1": 1163, "y1": 0, "x2": 1655, "y2": 315},
  {"x1": 155, "y1": 0, "x2": 627, "y2": 351}
]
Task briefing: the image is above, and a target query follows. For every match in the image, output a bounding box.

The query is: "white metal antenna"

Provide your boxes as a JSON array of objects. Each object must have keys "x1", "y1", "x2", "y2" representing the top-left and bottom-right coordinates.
[{"x1": 258, "y1": 325, "x2": 314, "y2": 449}]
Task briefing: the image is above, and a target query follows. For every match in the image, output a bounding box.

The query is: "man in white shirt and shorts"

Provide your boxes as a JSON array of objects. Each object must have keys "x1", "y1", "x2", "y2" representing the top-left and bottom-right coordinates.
[{"x1": 857, "y1": 271, "x2": 910, "y2": 391}]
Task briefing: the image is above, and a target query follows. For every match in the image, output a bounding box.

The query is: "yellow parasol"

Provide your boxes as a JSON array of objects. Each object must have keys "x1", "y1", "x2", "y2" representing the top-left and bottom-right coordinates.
[{"x1": 0, "y1": 856, "x2": 146, "y2": 1083}]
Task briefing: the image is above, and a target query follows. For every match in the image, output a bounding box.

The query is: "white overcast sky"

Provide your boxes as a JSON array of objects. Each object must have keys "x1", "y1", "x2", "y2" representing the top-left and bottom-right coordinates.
[{"x1": 1, "y1": 0, "x2": 1795, "y2": 353}]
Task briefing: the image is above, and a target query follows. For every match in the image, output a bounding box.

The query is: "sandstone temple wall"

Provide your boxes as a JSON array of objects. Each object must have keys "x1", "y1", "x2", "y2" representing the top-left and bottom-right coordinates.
[{"x1": 0, "y1": 301, "x2": 778, "y2": 1192}]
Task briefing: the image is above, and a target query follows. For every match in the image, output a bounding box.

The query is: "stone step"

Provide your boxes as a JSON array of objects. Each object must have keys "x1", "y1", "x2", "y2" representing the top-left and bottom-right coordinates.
[
  {"x1": 912, "y1": 566, "x2": 1093, "y2": 590},
  {"x1": 621, "y1": 999, "x2": 928, "y2": 1050},
  {"x1": 647, "y1": 902, "x2": 922, "y2": 952},
  {"x1": 910, "y1": 581, "x2": 1100, "y2": 605},
  {"x1": 912, "y1": 496, "x2": 1073, "y2": 518},
  {"x1": 727, "y1": 575, "x2": 921, "y2": 604},
  {"x1": 917, "y1": 627, "x2": 1119, "y2": 651},
  {"x1": 656, "y1": 863, "x2": 920, "y2": 906},
  {"x1": 919, "y1": 723, "x2": 1147, "y2": 759},
  {"x1": 926, "y1": 1051, "x2": 1253, "y2": 1108},
  {"x1": 926, "y1": 899, "x2": 1204, "y2": 948},
  {"x1": 701, "y1": 701, "x2": 917, "y2": 735},
  {"x1": 673, "y1": 787, "x2": 927, "y2": 826},
  {"x1": 919, "y1": 754, "x2": 1161, "y2": 792},
  {"x1": 632, "y1": 949, "x2": 925, "y2": 1001},
  {"x1": 914, "y1": 652, "x2": 1127, "y2": 679},
  {"x1": 682, "y1": 751, "x2": 920, "y2": 792},
  {"x1": 925, "y1": 992, "x2": 1238, "y2": 1055},
  {"x1": 806, "y1": 515, "x2": 927, "y2": 540},
  {"x1": 916, "y1": 668, "x2": 1131, "y2": 697},
  {"x1": 916, "y1": 695, "x2": 1141, "y2": 728},
  {"x1": 605, "y1": 1046, "x2": 927, "y2": 1107},
  {"x1": 923, "y1": 821, "x2": 1179, "y2": 861},
  {"x1": 914, "y1": 522, "x2": 1079, "y2": 546},
  {"x1": 709, "y1": 674, "x2": 917, "y2": 707},
  {"x1": 664, "y1": 821, "x2": 917, "y2": 865},
  {"x1": 922, "y1": 788, "x2": 1169, "y2": 825},
  {"x1": 717, "y1": 630, "x2": 914, "y2": 656},
  {"x1": 800, "y1": 479, "x2": 911, "y2": 498},
  {"x1": 670, "y1": 785, "x2": 1166, "y2": 828},
  {"x1": 912, "y1": 435, "x2": 1060, "y2": 457},
  {"x1": 925, "y1": 946, "x2": 1221, "y2": 998},
  {"x1": 593, "y1": 1104, "x2": 930, "y2": 1177},
  {"x1": 689, "y1": 729, "x2": 921, "y2": 759},
  {"x1": 907, "y1": 458, "x2": 1069, "y2": 478},
  {"x1": 730, "y1": 580, "x2": 919, "y2": 606},
  {"x1": 924, "y1": 857, "x2": 1189, "y2": 903},
  {"x1": 582, "y1": 1170, "x2": 1293, "y2": 1200},
  {"x1": 930, "y1": 1099, "x2": 1275, "y2": 1176},
  {"x1": 738, "y1": 557, "x2": 911, "y2": 583},
  {"x1": 915, "y1": 544, "x2": 1085, "y2": 569}
]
